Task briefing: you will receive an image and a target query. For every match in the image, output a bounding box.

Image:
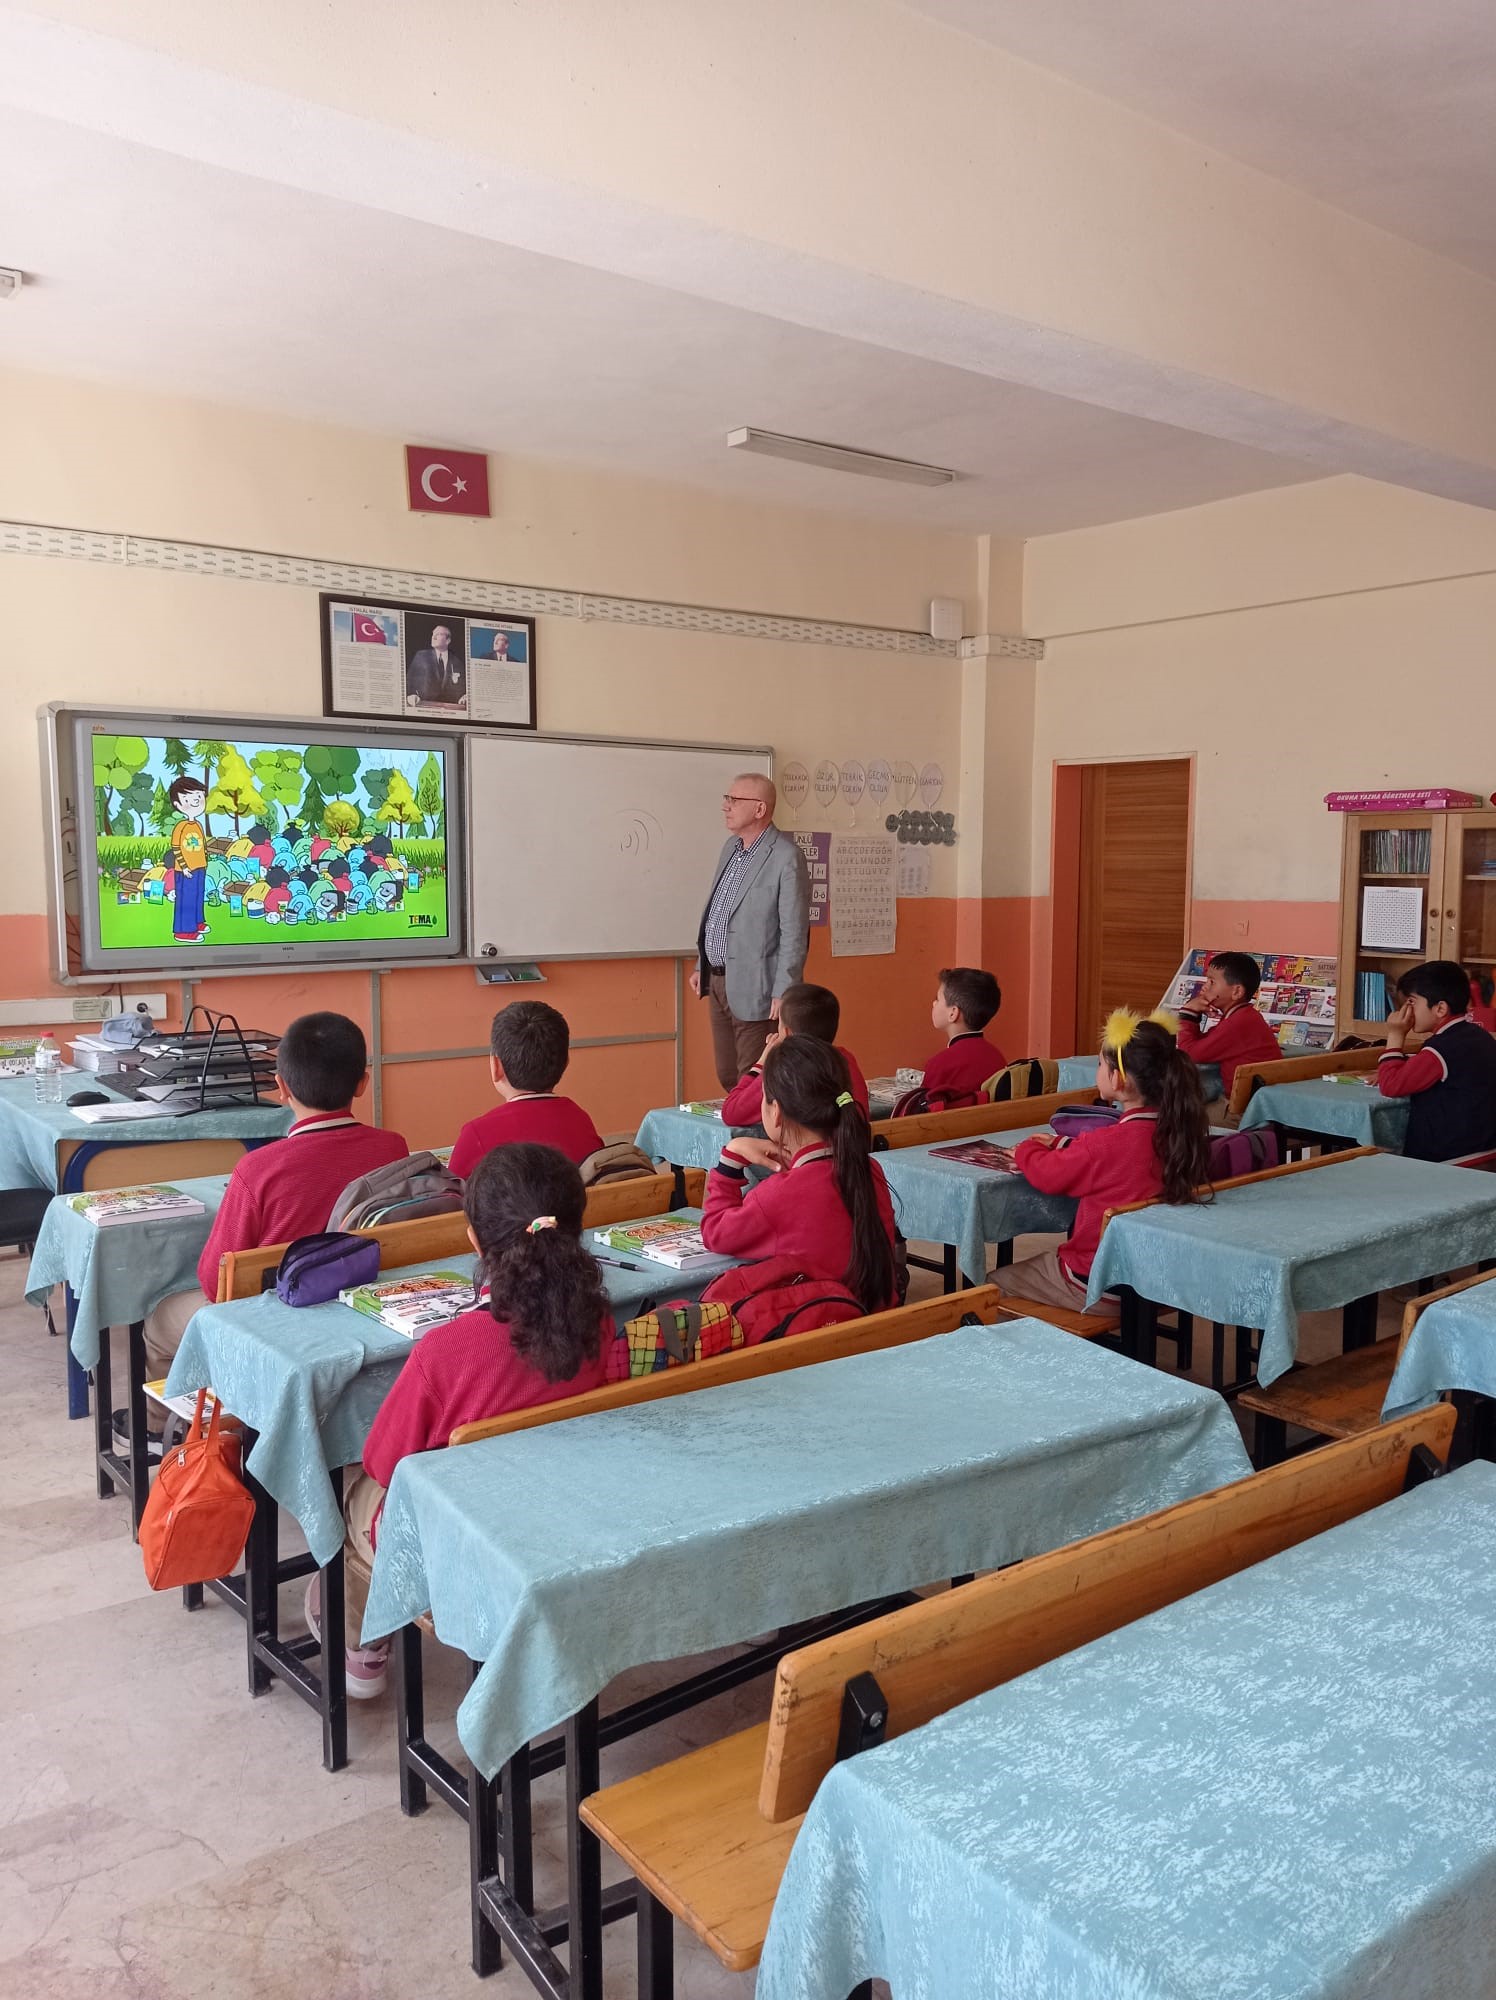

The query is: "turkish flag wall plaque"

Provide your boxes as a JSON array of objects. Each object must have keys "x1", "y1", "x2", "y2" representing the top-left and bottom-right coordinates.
[{"x1": 405, "y1": 445, "x2": 491, "y2": 517}]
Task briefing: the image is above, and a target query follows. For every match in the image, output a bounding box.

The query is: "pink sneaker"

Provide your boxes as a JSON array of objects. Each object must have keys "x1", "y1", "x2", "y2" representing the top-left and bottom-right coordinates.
[{"x1": 303, "y1": 1576, "x2": 390, "y2": 1699}]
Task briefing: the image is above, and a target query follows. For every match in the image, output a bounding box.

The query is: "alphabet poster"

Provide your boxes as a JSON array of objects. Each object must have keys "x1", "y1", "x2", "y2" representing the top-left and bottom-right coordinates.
[{"x1": 830, "y1": 834, "x2": 897, "y2": 957}]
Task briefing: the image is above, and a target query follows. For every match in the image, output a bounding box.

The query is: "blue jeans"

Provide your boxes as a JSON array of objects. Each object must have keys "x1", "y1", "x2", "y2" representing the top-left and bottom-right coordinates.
[{"x1": 173, "y1": 866, "x2": 207, "y2": 938}]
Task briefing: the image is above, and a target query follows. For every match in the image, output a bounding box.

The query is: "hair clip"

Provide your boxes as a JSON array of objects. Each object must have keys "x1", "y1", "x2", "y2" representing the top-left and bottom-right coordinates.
[
  {"x1": 526, "y1": 1215, "x2": 557, "y2": 1234},
  {"x1": 835, "y1": 1090, "x2": 854, "y2": 1108}
]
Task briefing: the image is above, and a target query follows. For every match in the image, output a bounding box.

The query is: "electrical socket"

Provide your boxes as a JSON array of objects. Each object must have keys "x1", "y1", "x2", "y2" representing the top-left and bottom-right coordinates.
[{"x1": 0, "y1": 992, "x2": 170, "y2": 1028}]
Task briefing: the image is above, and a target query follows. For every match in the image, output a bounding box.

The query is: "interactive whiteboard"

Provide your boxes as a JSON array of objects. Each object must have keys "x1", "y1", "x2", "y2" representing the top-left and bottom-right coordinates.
[{"x1": 466, "y1": 734, "x2": 773, "y2": 958}]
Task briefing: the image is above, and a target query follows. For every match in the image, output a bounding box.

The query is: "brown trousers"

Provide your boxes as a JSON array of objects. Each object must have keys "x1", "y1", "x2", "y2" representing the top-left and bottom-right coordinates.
[
  {"x1": 707, "y1": 972, "x2": 774, "y2": 1093},
  {"x1": 992, "y1": 1248, "x2": 1121, "y2": 1320}
]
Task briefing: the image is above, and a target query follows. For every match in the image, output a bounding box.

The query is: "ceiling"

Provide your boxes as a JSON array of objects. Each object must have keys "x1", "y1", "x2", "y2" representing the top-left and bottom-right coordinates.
[
  {"x1": 909, "y1": 0, "x2": 1496, "y2": 279},
  {"x1": 0, "y1": 107, "x2": 1322, "y2": 537}
]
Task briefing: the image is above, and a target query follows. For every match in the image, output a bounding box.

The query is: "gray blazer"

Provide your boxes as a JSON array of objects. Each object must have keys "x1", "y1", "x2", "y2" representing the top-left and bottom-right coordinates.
[{"x1": 697, "y1": 824, "x2": 811, "y2": 1023}]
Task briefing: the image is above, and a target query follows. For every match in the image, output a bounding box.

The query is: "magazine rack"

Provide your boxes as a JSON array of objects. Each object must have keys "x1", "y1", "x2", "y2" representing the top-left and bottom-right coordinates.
[{"x1": 130, "y1": 1006, "x2": 281, "y2": 1111}]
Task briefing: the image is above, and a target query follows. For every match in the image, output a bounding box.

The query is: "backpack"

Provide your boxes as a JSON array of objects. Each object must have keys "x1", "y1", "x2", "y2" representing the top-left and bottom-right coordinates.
[
  {"x1": 139, "y1": 1390, "x2": 255, "y2": 1591},
  {"x1": 890, "y1": 1085, "x2": 930, "y2": 1118},
  {"x1": 1050, "y1": 1104, "x2": 1122, "y2": 1139},
  {"x1": 274, "y1": 1231, "x2": 381, "y2": 1307},
  {"x1": 699, "y1": 1255, "x2": 865, "y2": 1346},
  {"x1": 579, "y1": 1140, "x2": 659, "y2": 1189},
  {"x1": 1207, "y1": 1126, "x2": 1282, "y2": 1183},
  {"x1": 983, "y1": 1058, "x2": 1059, "y2": 1102},
  {"x1": 329, "y1": 1150, "x2": 464, "y2": 1230},
  {"x1": 606, "y1": 1298, "x2": 744, "y2": 1380}
]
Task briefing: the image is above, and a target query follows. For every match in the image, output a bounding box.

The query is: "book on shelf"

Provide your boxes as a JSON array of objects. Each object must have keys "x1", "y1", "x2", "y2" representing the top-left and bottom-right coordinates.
[
  {"x1": 1354, "y1": 971, "x2": 1393, "y2": 1022},
  {"x1": 66, "y1": 1183, "x2": 207, "y2": 1226},
  {"x1": 1359, "y1": 827, "x2": 1432, "y2": 875},
  {"x1": 339, "y1": 1270, "x2": 476, "y2": 1338},
  {"x1": 929, "y1": 1140, "x2": 1018, "y2": 1171},
  {"x1": 593, "y1": 1214, "x2": 717, "y2": 1269}
]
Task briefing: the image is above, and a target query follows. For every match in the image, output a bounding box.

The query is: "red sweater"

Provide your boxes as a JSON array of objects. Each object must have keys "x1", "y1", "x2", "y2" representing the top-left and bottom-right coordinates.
[
  {"x1": 197, "y1": 1113, "x2": 408, "y2": 1297},
  {"x1": 449, "y1": 1094, "x2": 604, "y2": 1178},
  {"x1": 720, "y1": 1045, "x2": 870, "y2": 1126},
  {"x1": 361, "y1": 1302, "x2": 608, "y2": 1496},
  {"x1": 1013, "y1": 1109, "x2": 1164, "y2": 1284},
  {"x1": 701, "y1": 1143, "x2": 898, "y2": 1304},
  {"x1": 1176, "y1": 1002, "x2": 1281, "y2": 1091},
  {"x1": 921, "y1": 1032, "x2": 1008, "y2": 1110}
]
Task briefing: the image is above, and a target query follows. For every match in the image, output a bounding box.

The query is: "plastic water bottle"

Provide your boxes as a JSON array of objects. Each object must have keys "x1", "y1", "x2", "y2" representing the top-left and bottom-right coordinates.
[{"x1": 33, "y1": 1035, "x2": 63, "y2": 1105}]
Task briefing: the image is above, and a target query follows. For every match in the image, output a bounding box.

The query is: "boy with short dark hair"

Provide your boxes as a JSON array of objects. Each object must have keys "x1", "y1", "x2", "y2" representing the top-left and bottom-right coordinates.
[
  {"x1": 1378, "y1": 958, "x2": 1496, "y2": 1161},
  {"x1": 141, "y1": 1011, "x2": 409, "y2": 1377},
  {"x1": 921, "y1": 966, "x2": 1007, "y2": 1110},
  {"x1": 720, "y1": 981, "x2": 869, "y2": 1125},
  {"x1": 448, "y1": 1000, "x2": 604, "y2": 1177},
  {"x1": 1175, "y1": 950, "x2": 1281, "y2": 1092}
]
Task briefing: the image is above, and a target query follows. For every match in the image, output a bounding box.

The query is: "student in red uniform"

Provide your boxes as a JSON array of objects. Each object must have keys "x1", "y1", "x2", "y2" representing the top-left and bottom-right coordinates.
[
  {"x1": 719, "y1": 981, "x2": 869, "y2": 1125},
  {"x1": 138, "y1": 1012, "x2": 408, "y2": 1387},
  {"x1": 448, "y1": 1001, "x2": 604, "y2": 1177},
  {"x1": 991, "y1": 1011, "x2": 1210, "y2": 1320},
  {"x1": 702, "y1": 1037, "x2": 898, "y2": 1310},
  {"x1": 315, "y1": 1143, "x2": 612, "y2": 1698},
  {"x1": 920, "y1": 966, "x2": 1007, "y2": 1110},
  {"x1": 1377, "y1": 959, "x2": 1496, "y2": 1162},
  {"x1": 1174, "y1": 950, "x2": 1281, "y2": 1096}
]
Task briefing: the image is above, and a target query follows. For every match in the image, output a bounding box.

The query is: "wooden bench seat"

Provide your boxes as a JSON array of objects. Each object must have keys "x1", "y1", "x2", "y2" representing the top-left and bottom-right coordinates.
[
  {"x1": 1239, "y1": 1265, "x2": 1492, "y2": 1465},
  {"x1": 992, "y1": 1296, "x2": 1117, "y2": 1339},
  {"x1": 582, "y1": 1406, "x2": 1456, "y2": 1990}
]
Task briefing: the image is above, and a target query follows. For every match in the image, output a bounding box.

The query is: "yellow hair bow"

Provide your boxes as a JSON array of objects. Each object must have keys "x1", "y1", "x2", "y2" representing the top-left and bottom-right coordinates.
[{"x1": 1102, "y1": 1007, "x2": 1180, "y2": 1080}]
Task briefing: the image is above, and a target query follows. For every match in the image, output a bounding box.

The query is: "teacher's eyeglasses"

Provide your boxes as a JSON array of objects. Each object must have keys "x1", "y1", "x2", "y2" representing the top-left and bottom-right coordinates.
[{"x1": 722, "y1": 794, "x2": 761, "y2": 806}]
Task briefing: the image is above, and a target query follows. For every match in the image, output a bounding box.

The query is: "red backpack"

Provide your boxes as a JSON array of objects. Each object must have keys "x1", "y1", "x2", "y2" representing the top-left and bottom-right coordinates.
[{"x1": 699, "y1": 1255, "x2": 865, "y2": 1345}]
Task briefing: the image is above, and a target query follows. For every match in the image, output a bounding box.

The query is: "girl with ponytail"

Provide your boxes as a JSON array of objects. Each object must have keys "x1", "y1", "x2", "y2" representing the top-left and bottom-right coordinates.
[
  {"x1": 991, "y1": 1010, "x2": 1210, "y2": 1321},
  {"x1": 702, "y1": 1036, "x2": 899, "y2": 1312},
  {"x1": 338, "y1": 1144, "x2": 611, "y2": 1699}
]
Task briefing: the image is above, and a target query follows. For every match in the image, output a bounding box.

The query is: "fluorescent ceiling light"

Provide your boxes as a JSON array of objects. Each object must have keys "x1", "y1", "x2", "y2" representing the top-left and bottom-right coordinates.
[{"x1": 726, "y1": 426, "x2": 956, "y2": 487}]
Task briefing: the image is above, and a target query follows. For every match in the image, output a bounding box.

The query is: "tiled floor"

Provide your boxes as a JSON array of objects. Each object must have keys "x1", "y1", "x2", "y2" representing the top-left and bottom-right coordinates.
[{"x1": 0, "y1": 1237, "x2": 1398, "y2": 2000}]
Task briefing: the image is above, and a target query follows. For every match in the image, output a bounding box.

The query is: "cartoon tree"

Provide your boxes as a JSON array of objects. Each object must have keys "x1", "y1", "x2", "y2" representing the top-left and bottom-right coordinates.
[
  {"x1": 376, "y1": 768, "x2": 419, "y2": 836},
  {"x1": 91, "y1": 734, "x2": 151, "y2": 836},
  {"x1": 415, "y1": 752, "x2": 444, "y2": 836},
  {"x1": 205, "y1": 747, "x2": 267, "y2": 837},
  {"x1": 192, "y1": 739, "x2": 230, "y2": 770},
  {"x1": 162, "y1": 738, "x2": 194, "y2": 780},
  {"x1": 324, "y1": 799, "x2": 362, "y2": 840},
  {"x1": 299, "y1": 774, "x2": 330, "y2": 834},
  {"x1": 252, "y1": 748, "x2": 304, "y2": 832},
  {"x1": 148, "y1": 779, "x2": 175, "y2": 837},
  {"x1": 116, "y1": 769, "x2": 156, "y2": 834},
  {"x1": 303, "y1": 743, "x2": 362, "y2": 807}
]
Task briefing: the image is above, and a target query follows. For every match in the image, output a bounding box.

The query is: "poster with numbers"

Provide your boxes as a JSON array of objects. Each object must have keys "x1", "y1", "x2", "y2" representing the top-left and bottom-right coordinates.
[{"x1": 793, "y1": 829, "x2": 831, "y2": 926}]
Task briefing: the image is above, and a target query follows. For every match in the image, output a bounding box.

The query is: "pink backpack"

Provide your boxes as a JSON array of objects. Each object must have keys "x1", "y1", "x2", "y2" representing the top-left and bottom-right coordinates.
[{"x1": 699, "y1": 1256, "x2": 864, "y2": 1345}]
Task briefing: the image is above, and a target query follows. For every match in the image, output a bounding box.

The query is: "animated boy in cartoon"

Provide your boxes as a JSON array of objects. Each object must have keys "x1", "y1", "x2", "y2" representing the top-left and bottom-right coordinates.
[{"x1": 167, "y1": 775, "x2": 210, "y2": 942}]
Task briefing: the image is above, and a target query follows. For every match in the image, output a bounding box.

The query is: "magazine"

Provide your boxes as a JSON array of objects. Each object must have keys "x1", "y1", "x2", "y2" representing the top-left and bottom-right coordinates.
[
  {"x1": 678, "y1": 1098, "x2": 725, "y2": 1117},
  {"x1": 67, "y1": 1183, "x2": 207, "y2": 1226},
  {"x1": 339, "y1": 1270, "x2": 476, "y2": 1338},
  {"x1": 929, "y1": 1140, "x2": 1018, "y2": 1172},
  {"x1": 593, "y1": 1214, "x2": 717, "y2": 1270}
]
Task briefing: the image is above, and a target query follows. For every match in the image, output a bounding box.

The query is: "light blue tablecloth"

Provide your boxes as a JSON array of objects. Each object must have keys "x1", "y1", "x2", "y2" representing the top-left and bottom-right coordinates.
[
  {"x1": 1087, "y1": 1151, "x2": 1496, "y2": 1384},
  {"x1": 878, "y1": 1125, "x2": 1077, "y2": 1282},
  {"x1": 1239, "y1": 1076, "x2": 1410, "y2": 1150},
  {"x1": 165, "y1": 1218, "x2": 737, "y2": 1565},
  {"x1": 1056, "y1": 1054, "x2": 1220, "y2": 1098},
  {"x1": 0, "y1": 1074, "x2": 290, "y2": 1192},
  {"x1": 758, "y1": 1460, "x2": 1496, "y2": 2000},
  {"x1": 1384, "y1": 1271, "x2": 1496, "y2": 1418},
  {"x1": 635, "y1": 1105, "x2": 740, "y2": 1170},
  {"x1": 362, "y1": 1321, "x2": 1249, "y2": 1777},
  {"x1": 25, "y1": 1174, "x2": 230, "y2": 1371}
]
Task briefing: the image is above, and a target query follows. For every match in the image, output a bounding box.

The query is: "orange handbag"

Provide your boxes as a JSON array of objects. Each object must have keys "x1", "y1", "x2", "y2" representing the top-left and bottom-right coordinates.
[{"x1": 139, "y1": 1390, "x2": 255, "y2": 1591}]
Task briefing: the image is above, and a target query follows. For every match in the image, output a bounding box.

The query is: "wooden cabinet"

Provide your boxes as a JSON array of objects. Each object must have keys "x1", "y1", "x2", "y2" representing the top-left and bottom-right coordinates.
[{"x1": 1337, "y1": 810, "x2": 1496, "y2": 1038}]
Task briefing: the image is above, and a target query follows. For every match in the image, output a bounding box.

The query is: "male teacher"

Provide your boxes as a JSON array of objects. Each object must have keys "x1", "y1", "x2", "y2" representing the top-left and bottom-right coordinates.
[{"x1": 692, "y1": 772, "x2": 811, "y2": 1091}]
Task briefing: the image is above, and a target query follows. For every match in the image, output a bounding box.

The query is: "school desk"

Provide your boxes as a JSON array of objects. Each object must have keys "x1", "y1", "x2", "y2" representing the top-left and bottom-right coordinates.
[
  {"x1": 757, "y1": 1458, "x2": 1496, "y2": 2000},
  {"x1": 26, "y1": 1172, "x2": 230, "y2": 1529},
  {"x1": 1384, "y1": 1270, "x2": 1496, "y2": 1421},
  {"x1": 362, "y1": 1321, "x2": 1247, "y2": 1993},
  {"x1": 875, "y1": 1125, "x2": 1077, "y2": 1285},
  {"x1": 1238, "y1": 1074, "x2": 1410, "y2": 1151},
  {"x1": 1055, "y1": 1053, "x2": 1222, "y2": 1097},
  {"x1": 1086, "y1": 1150, "x2": 1496, "y2": 1385},
  {"x1": 634, "y1": 1103, "x2": 750, "y2": 1173},
  {"x1": 0, "y1": 1074, "x2": 289, "y2": 1417}
]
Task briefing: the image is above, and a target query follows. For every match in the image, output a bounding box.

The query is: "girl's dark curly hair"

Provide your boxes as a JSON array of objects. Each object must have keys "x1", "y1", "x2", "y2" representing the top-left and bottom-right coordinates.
[{"x1": 464, "y1": 1142, "x2": 609, "y2": 1381}]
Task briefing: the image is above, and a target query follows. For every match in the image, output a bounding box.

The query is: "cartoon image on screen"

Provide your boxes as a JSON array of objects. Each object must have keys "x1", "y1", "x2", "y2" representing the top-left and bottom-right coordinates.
[{"x1": 90, "y1": 732, "x2": 450, "y2": 951}]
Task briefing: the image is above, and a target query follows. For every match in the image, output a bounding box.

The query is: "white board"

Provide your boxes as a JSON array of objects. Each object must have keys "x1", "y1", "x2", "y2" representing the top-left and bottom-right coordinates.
[{"x1": 466, "y1": 734, "x2": 772, "y2": 958}]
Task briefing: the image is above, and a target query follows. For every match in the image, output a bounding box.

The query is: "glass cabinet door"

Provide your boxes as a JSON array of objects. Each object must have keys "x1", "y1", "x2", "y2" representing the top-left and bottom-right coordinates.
[{"x1": 1450, "y1": 814, "x2": 1496, "y2": 979}]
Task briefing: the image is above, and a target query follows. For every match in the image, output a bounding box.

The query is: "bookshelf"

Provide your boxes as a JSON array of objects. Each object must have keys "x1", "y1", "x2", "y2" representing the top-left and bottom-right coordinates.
[{"x1": 1336, "y1": 808, "x2": 1496, "y2": 1038}]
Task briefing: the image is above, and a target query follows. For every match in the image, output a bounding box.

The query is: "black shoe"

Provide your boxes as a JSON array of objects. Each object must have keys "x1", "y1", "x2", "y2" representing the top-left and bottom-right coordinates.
[{"x1": 110, "y1": 1409, "x2": 165, "y2": 1462}]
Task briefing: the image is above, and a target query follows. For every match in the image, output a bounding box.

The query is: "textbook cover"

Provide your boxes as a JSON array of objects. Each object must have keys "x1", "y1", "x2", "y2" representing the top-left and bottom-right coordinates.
[
  {"x1": 678, "y1": 1098, "x2": 725, "y2": 1117},
  {"x1": 594, "y1": 1214, "x2": 717, "y2": 1269},
  {"x1": 66, "y1": 1183, "x2": 206, "y2": 1227},
  {"x1": 339, "y1": 1271, "x2": 475, "y2": 1338},
  {"x1": 929, "y1": 1140, "x2": 1017, "y2": 1172}
]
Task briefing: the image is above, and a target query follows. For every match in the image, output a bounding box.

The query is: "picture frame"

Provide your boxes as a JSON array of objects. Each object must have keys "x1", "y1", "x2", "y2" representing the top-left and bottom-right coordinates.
[{"x1": 319, "y1": 591, "x2": 537, "y2": 732}]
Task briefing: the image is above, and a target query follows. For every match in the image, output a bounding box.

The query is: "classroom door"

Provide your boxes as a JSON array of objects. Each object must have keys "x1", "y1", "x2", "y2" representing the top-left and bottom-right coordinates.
[{"x1": 1074, "y1": 759, "x2": 1191, "y2": 1050}]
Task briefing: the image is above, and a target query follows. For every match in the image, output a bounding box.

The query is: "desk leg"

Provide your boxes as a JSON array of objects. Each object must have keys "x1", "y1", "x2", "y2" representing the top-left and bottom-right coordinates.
[
  {"x1": 91, "y1": 1333, "x2": 114, "y2": 1500},
  {"x1": 941, "y1": 1245, "x2": 957, "y2": 1293},
  {"x1": 564, "y1": 1700, "x2": 604, "y2": 2000},
  {"x1": 320, "y1": 1467, "x2": 348, "y2": 1774},
  {"x1": 126, "y1": 1322, "x2": 149, "y2": 1536},
  {"x1": 469, "y1": 1704, "x2": 504, "y2": 1976},
  {"x1": 395, "y1": 1624, "x2": 429, "y2": 1817},
  {"x1": 243, "y1": 1451, "x2": 274, "y2": 1697},
  {"x1": 1341, "y1": 1292, "x2": 1379, "y2": 1352},
  {"x1": 500, "y1": 1743, "x2": 534, "y2": 1914},
  {"x1": 64, "y1": 1286, "x2": 90, "y2": 1421}
]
